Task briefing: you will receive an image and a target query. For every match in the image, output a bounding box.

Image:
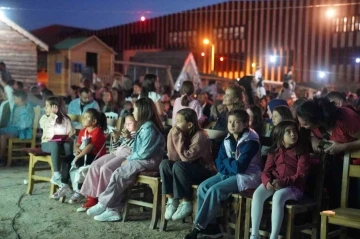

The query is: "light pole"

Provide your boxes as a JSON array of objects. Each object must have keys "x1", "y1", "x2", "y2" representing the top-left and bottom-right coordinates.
[{"x1": 203, "y1": 38, "x2": 215, "y2": 73}]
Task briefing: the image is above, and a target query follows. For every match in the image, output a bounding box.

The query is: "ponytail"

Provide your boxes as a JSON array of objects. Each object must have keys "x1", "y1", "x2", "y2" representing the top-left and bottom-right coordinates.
[
  {"x1": 180, "y1": 81, "x2": 195, "y2": 106},
  {"x1": 98, "y1": 112, "x2": 108, "y2": 132},
  {"x1": 181, "y1": 95, "x2": 191, "y2": 106}
]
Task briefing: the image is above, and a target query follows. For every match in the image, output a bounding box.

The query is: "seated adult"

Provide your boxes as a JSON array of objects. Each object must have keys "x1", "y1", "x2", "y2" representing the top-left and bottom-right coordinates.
[
  {"x1": 0, "y1": 85, "x2": 10, "y2": 128},
  {"x1": 213, "y1": 83, "x2": 247, "y2": 131},
  {"x1": 198, "y1": 91, "x2": 212, "y2": 119},
  {"x1": 68, "y1": 87, "x2": 100, "y2": 116},
  {"x1": 0, "y1": 90, "x2": 34, "y2": 160},
  {"x1": 297, "y1": 97, "x2": 360, "y2": 209}
]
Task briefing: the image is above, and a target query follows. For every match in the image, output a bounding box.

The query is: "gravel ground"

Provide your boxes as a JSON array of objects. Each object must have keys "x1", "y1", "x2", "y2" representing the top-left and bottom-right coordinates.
[{"x1": 0, "y1": 166, "x2": 193, "y2": 239}]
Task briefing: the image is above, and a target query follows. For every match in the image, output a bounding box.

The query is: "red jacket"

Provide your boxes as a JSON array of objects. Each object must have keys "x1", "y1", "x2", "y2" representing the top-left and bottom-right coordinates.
[{"x1": 261, "y1": 146, "x2": 311, "y2": 192}]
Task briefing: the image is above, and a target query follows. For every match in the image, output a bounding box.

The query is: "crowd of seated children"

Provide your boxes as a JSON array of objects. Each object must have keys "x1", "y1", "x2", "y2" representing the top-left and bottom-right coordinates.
[
  {"x1": 77, "y1": 114, "x2": 136, "y2": 212},
  {"x1": 86, "y1": 98, "x2": 165, "y2": 222},
  {"x1": 51, "y1": 109, "x2": 107, "y2": 203},
  {"x1": 184, "y1": 109, "x2": 263, "y2": 239}
]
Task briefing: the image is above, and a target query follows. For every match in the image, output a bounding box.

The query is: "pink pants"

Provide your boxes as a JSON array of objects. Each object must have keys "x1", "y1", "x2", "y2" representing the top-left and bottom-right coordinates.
[
  {"x1": 99, "y1": 157, "x2": 161, "y2": 210},
  {"x1": 80, "y1": 145, "x2": 132, "y2": 198}
]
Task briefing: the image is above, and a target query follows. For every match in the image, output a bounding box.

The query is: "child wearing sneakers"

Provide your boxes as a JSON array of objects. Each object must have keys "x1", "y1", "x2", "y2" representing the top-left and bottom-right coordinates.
[
  {"x1": 86, "y1": 97, "x2": 165, "y2": 222},
  {"x1": 40, "y1": 96, "x2": 74, "y2": 186},
  {"x1": 51, "y1": 108, "x2": 107, "y2": 202},
  {"x1": 184, "y1": 109, "x2": 263, "y2": 239},
  {"x1": 160, "y1": 108, "x2": 216, "y2": 221},
  {"x1": 76, "y1": 114, "x2": 136, "y2": 212}
]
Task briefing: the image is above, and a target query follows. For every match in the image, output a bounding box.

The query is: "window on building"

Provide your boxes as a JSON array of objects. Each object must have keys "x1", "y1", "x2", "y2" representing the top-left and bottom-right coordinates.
[
  {"x1": 214, "y1": 26, "x2": 245, "y2": 40},
  {"x1": 333, "y1": 15, "x2": 360, "y2": 33},
  {"x1": 168, "y1": 30, "x2": 196, "y2": 46},
  {"x1": 72, "y1": 62, "x2": 82, "y2": 73},
  {"x1": 55, "y1": 62, "x2": 62, "y2": 74}
]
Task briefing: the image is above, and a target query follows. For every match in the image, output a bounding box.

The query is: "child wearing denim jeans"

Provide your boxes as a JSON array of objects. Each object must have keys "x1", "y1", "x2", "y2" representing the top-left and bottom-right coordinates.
[{"x1": 184, "y1": 109, "x2": 263, "y2": 239}]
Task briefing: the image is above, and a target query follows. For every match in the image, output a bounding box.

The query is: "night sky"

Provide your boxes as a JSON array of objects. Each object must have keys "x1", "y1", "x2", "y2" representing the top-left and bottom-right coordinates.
[{"x1": 1, "y1": 0, "x2": 225, "y2": 31}]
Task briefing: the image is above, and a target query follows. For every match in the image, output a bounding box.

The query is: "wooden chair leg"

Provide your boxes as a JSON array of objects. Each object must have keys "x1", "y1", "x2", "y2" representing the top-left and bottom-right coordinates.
[
  {"x1": 159, "y1": 194, "x2": 168, "y2": 231},
  {"x1": 26, "y1": 155, "x2": 35, "y2": 195},
  {"x1": 244, "y1": 198, "x2": 252, "y2": 239},
  {"x1": 320, "y1": 215, "x2": 328, "y2": 239},
  {"x1": 148, "y1": 180, "x2": 160, "y2": 229},
  {"x1": 6, "y1": 140, "x2": 12, "y2": 167},
  {"x1": 234, "y1": 197, "x2": 244, "y2": 239},
  {"x1": 122, "y1": 190, "x2": 130, "y2": 222},
  {"x1": 286, "y1": 208, "x2": 295, "y2": 239}
]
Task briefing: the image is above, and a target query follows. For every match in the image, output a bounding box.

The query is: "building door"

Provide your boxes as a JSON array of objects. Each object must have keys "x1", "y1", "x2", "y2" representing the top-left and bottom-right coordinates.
[{"x1": 86, "y1": 52, "x2": 98, "y2": 74}]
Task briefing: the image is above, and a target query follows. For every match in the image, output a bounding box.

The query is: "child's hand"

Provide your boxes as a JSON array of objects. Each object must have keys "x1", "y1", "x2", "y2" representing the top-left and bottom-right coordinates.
[
  {"x1": 121, "y1": 129, "x2": 131, "y2": 139},
  {"x1": 72, "y1": 157, "x2": 79, "y2": 168},
  {"x1": 74, "y1": 149, "x2": 81, "y2": 156},
  {"x1": 266, "y1": 182, "x2": 274, "y2": 190},
  {"x1": 272, "y1": 180, "x2": 282, "y2": 190},
  {"x1": 112, "y1": 128, "x2": 121, "y2": 141},
  {"x1": 121, "y1": 160, "x2": 128, "y2": 166},
  {"x1": 51, "y1": 105, "x2": 58, "y2": 114}
]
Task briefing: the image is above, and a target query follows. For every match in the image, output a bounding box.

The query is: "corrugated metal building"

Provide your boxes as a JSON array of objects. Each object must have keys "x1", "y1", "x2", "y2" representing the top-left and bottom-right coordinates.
[{"x1": 84, "y1": 0, "x2": 360, "y2": 86}]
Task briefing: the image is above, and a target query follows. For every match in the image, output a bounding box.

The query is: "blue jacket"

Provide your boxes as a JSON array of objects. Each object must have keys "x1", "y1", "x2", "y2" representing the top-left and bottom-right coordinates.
[
  {"x1": 127, "y1": 121, "x2": 165, "y2": 161},
  {"x1": 67, "y1": 98, "x2": 100, "y2": 115},
  {"x1": 215, "y1": 129, "x2": 260, "y2": 176}
]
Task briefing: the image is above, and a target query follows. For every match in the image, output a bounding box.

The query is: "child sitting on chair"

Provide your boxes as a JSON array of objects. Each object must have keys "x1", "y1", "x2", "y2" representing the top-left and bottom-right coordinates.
[{"x1": 184, "y1": 109, "x2": 263, "y2": 239}]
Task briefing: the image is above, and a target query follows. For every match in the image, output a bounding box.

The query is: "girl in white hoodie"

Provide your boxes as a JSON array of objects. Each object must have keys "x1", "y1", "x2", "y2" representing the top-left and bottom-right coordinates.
[{"x1": 40, "y1": 96, "x2": 74, "y2": 186}]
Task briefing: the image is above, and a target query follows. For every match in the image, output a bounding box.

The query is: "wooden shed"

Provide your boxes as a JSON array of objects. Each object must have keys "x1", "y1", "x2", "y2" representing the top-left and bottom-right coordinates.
[
  {"x1": 47, "y1": 36, "x2": 116, "y2": 95},
  {"x1": 0, "y1": 15, "x2": 48, "y2": 84}
]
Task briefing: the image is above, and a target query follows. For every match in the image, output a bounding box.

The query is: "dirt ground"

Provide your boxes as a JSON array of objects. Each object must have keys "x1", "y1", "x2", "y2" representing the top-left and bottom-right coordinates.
[{"x1": 0, "y1": 166, "x2": 193, "y2": 239}]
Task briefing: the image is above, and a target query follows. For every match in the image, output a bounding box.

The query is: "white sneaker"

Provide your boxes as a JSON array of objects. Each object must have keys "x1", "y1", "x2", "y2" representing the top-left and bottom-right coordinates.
[
  {"x1": 94, "y1": 208, "x2": 122, "y2": 222},
  {"x1": 68, "y1": 192, "x2": 85, "y2": 204},
  {"x1": 86, "y1": 203, "x2": 106, "y2": 217},
  {"x1": 164, "y1": 199, "x2": 179, "y2": 220},
  {"x1": 50, "y1": 173, "x2": 62, "y2": 186},
  {"x1": 76, "y1": 207, "x2": 87, "y2": 212},
  {"x1": 51, "y1": 185, "x2": 72, "y2": 199},
  {"x1": 171, "y1": 201, "x2": 193, "y2": 221}
]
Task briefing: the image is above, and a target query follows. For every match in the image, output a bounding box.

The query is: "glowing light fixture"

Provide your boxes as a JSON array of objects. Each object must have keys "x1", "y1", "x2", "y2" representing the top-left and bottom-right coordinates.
[
  {"x1": 326, "y1": 8, "x2": 336, "y2": 18},
  {"x1": 269, "y1": 55, "x2": 277, "y2": 63},
  {"x1": 140, "y1": 16, "x2": 146, "y2": 21},
  {"x1": 318, "y1": 71, "x2": 326, "y2": 79},
  {"x1": 356, "y1": 58, "x2": 360, "y2": 63},
  {"x1": 201, "y1": 52, "x2": 205, "y2": 57},
  {"x1": 203, "y1": 38, "x2": 210, "y2": 45},
  {"x1": 220, "y1": 57, "x2": 224, "y2": 62},
  {"x1": 251, "y1": 63, "x2": 256, "y2": 68}
]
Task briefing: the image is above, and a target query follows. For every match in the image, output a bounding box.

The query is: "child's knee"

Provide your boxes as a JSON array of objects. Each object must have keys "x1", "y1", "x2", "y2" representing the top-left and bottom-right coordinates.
[{"x1": 172, "y1": 161, "x2": 187, "y2": 174}]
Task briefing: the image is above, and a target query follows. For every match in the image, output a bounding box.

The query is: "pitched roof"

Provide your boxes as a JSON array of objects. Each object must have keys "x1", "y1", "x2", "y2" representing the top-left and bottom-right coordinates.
[
  {"x1": 54, "y1": 37, "x2": 88, "y2": 50},
  {"x1": 0, "y1": 15, "x2": 48, "y2": 51},
  {"x1": 53, "y1": 36, "x2": 116, "y2": 53},
  {"x1": 31, "y1": 24, "x2": 91, "y2": 46}
]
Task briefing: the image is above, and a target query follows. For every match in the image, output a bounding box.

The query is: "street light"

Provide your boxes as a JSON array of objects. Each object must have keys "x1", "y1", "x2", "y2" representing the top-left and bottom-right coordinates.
[
  {"x1": 356, "y1": 58, "x2": 360, "y2": 63},
  {"x1": 203, "y1": 38, "x2": 215, "y2": 73}
]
